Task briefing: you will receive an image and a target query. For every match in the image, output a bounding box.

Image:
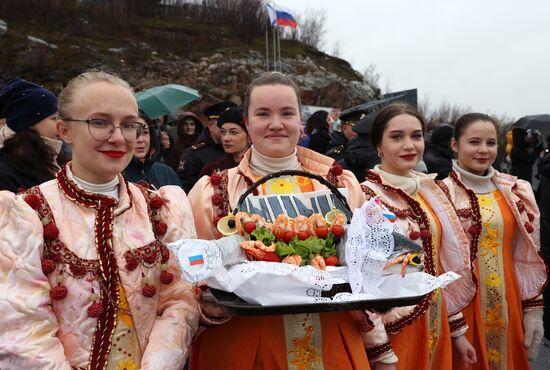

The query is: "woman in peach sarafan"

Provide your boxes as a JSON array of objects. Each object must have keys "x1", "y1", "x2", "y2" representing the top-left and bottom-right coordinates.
[
  {"x1": 439, "y1": 113, "x2": 546, "y2": 370},
  {"x1": 187, "y1": 71, "x2": 374, "y2": 370},
  {"x1": 0, "y1": 71, "x2": 199, "y2": 369},
  {"x1": 360, "y1": 102, "x2": 477, "y2": 370}
]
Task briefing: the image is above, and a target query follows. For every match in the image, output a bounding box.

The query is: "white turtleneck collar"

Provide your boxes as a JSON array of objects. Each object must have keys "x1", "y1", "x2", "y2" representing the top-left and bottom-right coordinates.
[
  {"x1": 373, "y1": 165, "x2": 420, "y2": 195},
  {"x1": 67, "y1": 165, "x2": 120, "y2": 200},
  {"x1": 248, "y1": 145, "x2": 302, "y2": 177},
  {"x1": 452, "y1": 161, "x2": 496, "y2": 194}
]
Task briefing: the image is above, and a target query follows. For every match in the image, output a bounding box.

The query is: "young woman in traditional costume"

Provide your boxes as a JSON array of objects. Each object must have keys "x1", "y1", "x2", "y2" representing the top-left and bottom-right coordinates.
[
  {"x1": 187, "y1": 72, "x2": 374, "y2": 370},
  {"x1": 0, "y1": 71, "x2": 199, "y2": 369},
  {"x1": 438, "y1": 113, "x2": 546, "y2": 370},
  {"x1": 360, "y1": 102, "x2": 477, "y2": 370}
]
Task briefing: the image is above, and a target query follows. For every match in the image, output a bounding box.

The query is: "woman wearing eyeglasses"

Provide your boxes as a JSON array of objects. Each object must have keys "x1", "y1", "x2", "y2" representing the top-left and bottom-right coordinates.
[{"x1": 0, "y1": 71, "x2": 199, "y2": 369}]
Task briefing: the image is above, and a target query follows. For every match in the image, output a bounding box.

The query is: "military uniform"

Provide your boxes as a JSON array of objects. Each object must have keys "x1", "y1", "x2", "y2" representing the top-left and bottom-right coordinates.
[
  {"x1": 176, "y1": 101, "x2": 237, "y2": 193},
  {"x1": 326, "y1": 110, "x2": 366, "y2": 163}
]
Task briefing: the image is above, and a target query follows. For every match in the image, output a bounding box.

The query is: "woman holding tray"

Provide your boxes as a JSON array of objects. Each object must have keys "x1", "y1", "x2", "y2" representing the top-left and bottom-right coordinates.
[
  {"x1": 360, "y1": 103, "x2": 478, "y2": 370},
  {"x1": 187, "y1": 72, "x2": 375, "y2": 370},
  {"x1": 0, "y1": 71, "x2": 199, "y2": 369},
  {"x1": 439, "y1": 113, "x2": 546, "y2": 370}
]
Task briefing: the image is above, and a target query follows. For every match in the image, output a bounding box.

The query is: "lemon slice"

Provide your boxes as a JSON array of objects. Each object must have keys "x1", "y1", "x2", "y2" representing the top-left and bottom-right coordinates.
[
  {"x1": 217, "y1": 215, "x2": 238, "y2": 236},
  {"x1": 325, "y1": 209, "x2": 347, "y2": 225}
]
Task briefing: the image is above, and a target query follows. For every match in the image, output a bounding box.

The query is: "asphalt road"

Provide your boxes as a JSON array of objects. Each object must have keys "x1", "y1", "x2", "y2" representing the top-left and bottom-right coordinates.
[{"x1": 531, "y1": 338, "x2": 550, "y2": 370}]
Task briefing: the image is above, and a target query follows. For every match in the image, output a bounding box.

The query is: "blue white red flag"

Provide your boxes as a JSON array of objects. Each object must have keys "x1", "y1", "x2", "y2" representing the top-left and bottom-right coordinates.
[{"x1": 266, "y1": 2, "x2": 298, "y2": 29}]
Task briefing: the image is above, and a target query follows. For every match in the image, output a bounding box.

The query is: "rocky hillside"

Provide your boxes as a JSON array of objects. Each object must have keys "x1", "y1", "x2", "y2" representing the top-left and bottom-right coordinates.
[{"x1": 0, "y1": 13, "x2": 379, "y2": 111}]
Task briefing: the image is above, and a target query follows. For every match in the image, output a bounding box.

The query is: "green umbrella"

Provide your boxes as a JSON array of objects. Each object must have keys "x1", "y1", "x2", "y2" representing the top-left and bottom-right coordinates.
[{"x1": 135, "y1": 84, "x2": 200, "y2": 119}]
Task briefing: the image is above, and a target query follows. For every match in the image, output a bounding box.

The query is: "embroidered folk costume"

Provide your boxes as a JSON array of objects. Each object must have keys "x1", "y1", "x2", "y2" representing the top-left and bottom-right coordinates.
[
  {"x1": 440, "y1": 162, "x2": 547, "y2": 370},
  {"x1": 361, "y1": 166, "x2": 476, "y2": 370},
  {"x1": 187, "y1": 146, "x2": 372, "y2": 370},
  {"x1": 0, "y1": 165, "x2": 199, "y2": 369}
]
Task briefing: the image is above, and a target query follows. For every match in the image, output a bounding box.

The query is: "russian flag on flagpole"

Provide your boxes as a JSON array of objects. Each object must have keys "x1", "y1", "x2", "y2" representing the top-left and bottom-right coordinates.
[{"x1": 266, "y1": 2, "x2": 298, "y2": 29}]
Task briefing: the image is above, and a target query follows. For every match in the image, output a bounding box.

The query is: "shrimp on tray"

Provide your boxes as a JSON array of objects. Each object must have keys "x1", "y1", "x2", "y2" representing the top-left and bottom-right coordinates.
[{"x1": 240, "y1": 240, "x2": 280, "y2": 262}]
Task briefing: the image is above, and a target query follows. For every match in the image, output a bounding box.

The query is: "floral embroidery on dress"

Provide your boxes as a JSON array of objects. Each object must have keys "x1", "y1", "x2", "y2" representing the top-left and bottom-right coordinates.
[
  {"x1": 116, "y1": 358, "x2": 138, "y2": 370},
  {"x1": 288, "y1": 325, "x2": 321, "y2": 370},
  {"x1": 485, "y1": 304, "x2": 505, "y2": 334},
  {"x1": 479, "y1": 223, "x2": 500, "y2": 256},
  {"x1": 487, "y1": 348, "x2": 501, "y2": 364},
  {"x1": 485, "y1": 273, "x2": 502, "y2": 288},
  {"x1": 428, "y1": 319, "x2": 439, "y2": 351}
]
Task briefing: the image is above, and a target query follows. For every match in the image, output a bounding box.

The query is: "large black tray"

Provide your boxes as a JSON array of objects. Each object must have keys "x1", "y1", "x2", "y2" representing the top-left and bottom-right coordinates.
[{"x1": 203, "y1": 287, "x2": 425, "y2": 316}]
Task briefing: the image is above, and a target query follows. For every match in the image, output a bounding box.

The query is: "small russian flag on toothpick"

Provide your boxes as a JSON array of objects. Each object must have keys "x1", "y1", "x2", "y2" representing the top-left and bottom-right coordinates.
[{"x1": 188, "y1": 254, "x2": 204, "y2": 266}]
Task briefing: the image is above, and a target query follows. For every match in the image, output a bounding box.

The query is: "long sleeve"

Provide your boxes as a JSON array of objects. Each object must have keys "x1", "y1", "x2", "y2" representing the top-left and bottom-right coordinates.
[
  {"x1": 140, "y1": 185, "x2": 200, "y2": 368},
  {"x1": 188, "y1": 175, "x2": 219, "y2": 240},
  {"x1": 0, "y1": 191, "x2": 71, "y2": 370}
]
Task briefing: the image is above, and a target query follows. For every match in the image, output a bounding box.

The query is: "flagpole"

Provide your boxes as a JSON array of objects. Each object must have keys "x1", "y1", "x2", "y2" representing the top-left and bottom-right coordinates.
[
  {"x1": 271, "y1": 26, "x2": 277, "y2": 71},
  {"x1": 276, "y1": 26, "x2": 281, "y2": 71},
  {"x1": 265, "y1": 19, "x2": 269, "y2": 71}
]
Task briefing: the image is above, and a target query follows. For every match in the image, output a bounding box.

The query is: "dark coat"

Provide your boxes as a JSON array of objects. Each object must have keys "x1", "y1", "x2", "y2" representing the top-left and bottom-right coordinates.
[
  {"x1": 339, "y1": 134, "x2": 380, "y2": 182},
  {"x1": 198, "y1": 154, "x2": 238, "y2": 178},
  {"x1": 325, "y1": 131, "x2": 349, "y2": 163},
  {"x1": 0, "y1": 156, "x2": 41, "y2": 192},
  {"x1": 308, "y1": 131, "x2": 331, "y2": 155},
  {"x1": 123, "y1": 125, "x2": 182, "y2": 189},
  {"x1": 511, "y1": 128, "x2": 541, "y2": 182},
  {"x1": 177, "y1": 128, "x2": 225, "y2": 193},
  {"x1": 423, "y1": 124, "x2": 454, "y2": 180},
  {"x1": 536, "y1": 151, "x2": 550, "y2": 262}
]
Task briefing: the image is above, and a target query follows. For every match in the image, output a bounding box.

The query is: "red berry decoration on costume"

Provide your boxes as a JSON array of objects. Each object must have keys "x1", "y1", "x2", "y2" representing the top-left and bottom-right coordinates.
[
  {"x1": 330, "y1": 164, "x2": 343, "y2": 176},
  {"x1": 212, "y1": 194, "x2": 224, "y2": 206},
  {"x1": 43, "y1": 223, "x2": 59, "y2": 241},
  {"x1": 210, "y1": 172, "x2": 222, "y2": 186},
  {"x1": 155, "y1": 222, "x2": 167, "y2": 235},
  {"x1": 87, "y1": 302, "x2": 104, "y2": 318},
  {"x1": 142, "y1": 284, "x2": 157, "y2": 297},
  {"x1": 24, "y1": 194, "x2": 41, "y2": 209},
  {"x1": 409, "y1": 230, "x2": 420, "y2": 240},
  {"x1": 149, "y1": 196, "x2": 164, "y2": 209},
  {"x1": 420, "y1": 228, "x2": 431, "y2": 240},
  {"x1": 160, "y1": 270, "x2": 174, "y2": 284},
  {"x1": 525, "y1": 222, "x2": 534, "y2": 233},
  {"x1": 50, "y1": 285, "x2": 68, "y2": 300},
  {"x1": 41, "y1": 259, "x2": 56, "y2": 274},
  {"x1": 527, "y1": 213, "x2": 535, "y2": 222},
  {"x1": 468, "y1": 224, "x2": 480, "y2": 236}
]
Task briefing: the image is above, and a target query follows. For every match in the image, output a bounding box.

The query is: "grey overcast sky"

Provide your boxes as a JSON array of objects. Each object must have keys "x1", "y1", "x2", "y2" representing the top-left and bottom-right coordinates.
[{"x1": 276, "y1": 0, "x2": 550, "y2": 119}]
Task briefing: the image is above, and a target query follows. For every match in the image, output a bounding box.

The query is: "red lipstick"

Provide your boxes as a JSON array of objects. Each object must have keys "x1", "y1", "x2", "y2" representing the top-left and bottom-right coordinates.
[{"x1": 101, "y1": 151, "x2": 125, "y2": 158}]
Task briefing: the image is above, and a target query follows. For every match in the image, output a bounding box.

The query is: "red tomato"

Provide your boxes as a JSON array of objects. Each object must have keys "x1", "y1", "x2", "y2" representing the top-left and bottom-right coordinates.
[
  {"x1": 297, "y1": 231, "x2": 309, "y2": 241},
  {"x1": 331, "y1": 224, "x2": 345, "y2": 237},
  {"x1": 274, "y1": 229, "x2": 286, "y2": 241},
  {"x1": 243, "y1": 221, "x2": 256, "y2": 234},
  {"x1": 324, "y1": 256, "x2": 338, "y2": 266},
  {"x1": 261, "y1": 252, "x2": 282, "y2": 262},
  {"x1": 315, "y1": 226, "x2": 329, "y2": 238},
  {"x1": 283, "y1": 231, "x2": 294, "y2": 243}
]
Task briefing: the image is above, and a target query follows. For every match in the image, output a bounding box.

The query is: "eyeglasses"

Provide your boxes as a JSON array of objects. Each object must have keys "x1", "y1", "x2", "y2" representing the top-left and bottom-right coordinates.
[{"x1": 62, "y1": 118, "x2": 145, "y2": 142}]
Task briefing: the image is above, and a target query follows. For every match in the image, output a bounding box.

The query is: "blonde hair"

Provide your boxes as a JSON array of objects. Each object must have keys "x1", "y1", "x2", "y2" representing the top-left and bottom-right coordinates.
[{"x1": 58, "y1": 70, "x2": 133, "y2": 118}]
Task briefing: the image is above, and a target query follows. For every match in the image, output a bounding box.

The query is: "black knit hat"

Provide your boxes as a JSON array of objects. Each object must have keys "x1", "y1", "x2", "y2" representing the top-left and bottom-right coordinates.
[
  {"x1": 0, "y1": 78, "x2": 58, "y2": 132},
  {"x1": 217, "y1": 107, "x2": 246, "y2": 130}
]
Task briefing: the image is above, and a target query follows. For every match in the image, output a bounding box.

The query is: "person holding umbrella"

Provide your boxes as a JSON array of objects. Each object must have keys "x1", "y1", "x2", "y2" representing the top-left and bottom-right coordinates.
[{"x1": 177, "y1": 101, "x2": 237, "y2": 193}]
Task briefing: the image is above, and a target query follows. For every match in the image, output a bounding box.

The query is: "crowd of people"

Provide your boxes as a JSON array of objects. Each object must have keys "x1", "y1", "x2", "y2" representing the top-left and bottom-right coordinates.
[{"x1": 0, "y1": 71, "x2": 548, "y2": 370}]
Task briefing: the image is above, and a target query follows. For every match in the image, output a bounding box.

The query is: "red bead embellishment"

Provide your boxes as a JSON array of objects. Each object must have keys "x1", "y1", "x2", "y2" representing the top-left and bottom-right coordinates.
[
  {"x1": 212, "y1": 194, "x2": 224, "y2": 206},
  {"x1": 154, "y1": 223, "x2": 167, "y2": 235},
  {"x1": 420, "y1": 229, "x2": 431, "y2": 240},
  {"x1": 142, "y1": 284, "x2": 156, "y2": 297},
  {"x1": 124, "y1": 251, "x2": 139, "y2": 271},
  {"x1": 87, "y1": 302, "x2": 104, "y2": 318},
  {"x1": 150, "y1": 196, "x2": 164, "y2": 210},
  {"x1": 517, "y1": 202, "x2": 526, "y2": 212},
  {"x1": 528, "y1": 213, "x2": 535, "y2": 222},
  {"x1": 43, "y1": 223, "x2": 59, "y2": 241},
  {"x1": 330, "y1": 164, "x2": 343, "y2": 176},
  {"x1": 143, "y1": 251, "x2": 158, "y2": 264},
  {"x1": 50, "y1": 285, "x2": 68, "y2": 300},
  {"x1": 41, "y1": 259, "x2": 56, "y2": 274},
  {"x1": 24, "y1": 194, "x2": 41, "y2": 209},
  {"x1": 69, "y1": 264, "x2": 87, "y2": 277},
  {"x1": 409, "y1": 231, "x2": 420, "y2": 240},
  {"x1": 468, "y1": 224, "x2": 480, "y2": 236},
  {"x1": 160, "y1": 270, "x2": 174, "y2": 284},
  {"x1": 210, "y1": 173, "x2": 222, "y2": 186},
  {"x1": 525, "y1": 222, "x2": 534, "y2": 233}
]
